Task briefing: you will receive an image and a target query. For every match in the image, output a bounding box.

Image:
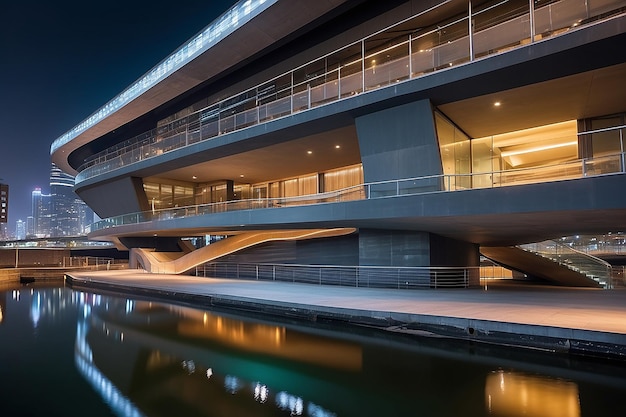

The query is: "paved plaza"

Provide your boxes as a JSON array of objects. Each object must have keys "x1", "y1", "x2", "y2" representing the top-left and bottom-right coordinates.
[{"x1": 66, "y1": 270, "x2": 626, "y2": 358}]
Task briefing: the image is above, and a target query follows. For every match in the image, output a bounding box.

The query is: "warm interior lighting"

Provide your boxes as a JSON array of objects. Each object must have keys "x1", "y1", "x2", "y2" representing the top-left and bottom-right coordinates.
[
  {"x1": 335, "y1": 145, "x2": 341, "y2": 149},
  {"x1": 500, "y1": 140, "x2": 578, "y2": 157},
  {"x1": 474, "y1": 120, "x2": 579, "y2": 168},
  {"x1": 494, "y1": 101, "x2": 501, "y2": 107},
  {"x1": 307, "y1": 150, "x2": 313, "y2": 155},
  {"x1": 192, "y1": 175, "x2": 197, "y2": 179}
]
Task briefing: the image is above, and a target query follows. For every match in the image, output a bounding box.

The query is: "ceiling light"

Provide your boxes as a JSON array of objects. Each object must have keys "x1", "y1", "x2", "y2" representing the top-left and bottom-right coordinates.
[
  {"x1": 335, "y1": 145, "x2": 341, "y2": 149},
  {"x1": 192, "y1": 175, "x2": 197, "y2": 179},
  {"x1": 500, "y1": 141, "x2": 577, "y2": 157},
  {"x1": 494, "y1": 101, "x2": 501, "y2": 107},
  {"x1": 307, "y1": 150, "x2": 313, "y2": 155}
]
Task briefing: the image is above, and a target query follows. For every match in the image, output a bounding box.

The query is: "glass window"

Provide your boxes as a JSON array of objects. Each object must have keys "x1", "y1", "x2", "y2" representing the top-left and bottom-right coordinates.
[
  {"x1": 591, "y1": 116, "x2": 623, "y2": 157},
  {"x1": 323, "y1": 165, "x2": 364, "y2": 192},
  {"x1": 435, "y1": 112, "x2": 470, "y2": 189}
]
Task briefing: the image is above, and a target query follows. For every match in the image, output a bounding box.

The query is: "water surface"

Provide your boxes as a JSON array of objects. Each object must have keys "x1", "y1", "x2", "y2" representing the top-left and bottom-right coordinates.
[{"x1": 1, "y1": 283, "x2": 625, "y2": 416}]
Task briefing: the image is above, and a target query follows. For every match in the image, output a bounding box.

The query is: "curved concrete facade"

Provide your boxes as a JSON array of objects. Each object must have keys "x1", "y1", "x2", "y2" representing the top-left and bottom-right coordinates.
[{"x1": 51, "y1": 0, "x2": 626, "y2": 283}]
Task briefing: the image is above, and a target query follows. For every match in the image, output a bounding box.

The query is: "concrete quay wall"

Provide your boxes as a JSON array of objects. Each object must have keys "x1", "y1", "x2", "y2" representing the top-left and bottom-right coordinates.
[{"x1": 64, "y1": 272, "x2": 626, "y2": 361}]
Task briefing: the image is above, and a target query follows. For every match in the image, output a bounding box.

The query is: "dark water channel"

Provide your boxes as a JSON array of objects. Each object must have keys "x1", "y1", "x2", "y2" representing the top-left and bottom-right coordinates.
[{"x1": 1, "y1": 282, "x2": 625, "y2": 417}]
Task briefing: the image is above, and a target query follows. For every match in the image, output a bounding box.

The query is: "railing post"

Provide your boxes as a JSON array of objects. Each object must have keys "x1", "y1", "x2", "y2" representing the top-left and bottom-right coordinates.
[
  {"x1": 338, "y1": 66, "x2": 342, "y2": 99},
  {"x1": 468, "y1": 1, "x2": 474, "y2": 61},
  {"x1": 361, "y1": 39, "x2": 366, "y2": 93},
  {"x1": 529, "y1": 0, "x2": 535, "y2": 43},
  {"x1": 290, "y1": 71, "x2": 294, "y2": 114},
  {"x1": 408, "y1": 33, "x2": 413, "y2": 77}
]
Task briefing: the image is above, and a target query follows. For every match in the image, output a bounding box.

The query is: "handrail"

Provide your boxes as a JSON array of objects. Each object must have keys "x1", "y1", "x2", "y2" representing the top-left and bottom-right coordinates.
[
  {"x1": 90, "y1": 151, "x2": 626, "y2": 233},
  {"x1": 519, "y1": 240, "x2": 613, "y2": 288},
  {"x1": 74, "y1": 0, "x2": 626, "y2": 183},
  {"x1": 196, "y1": 262, "x2": 478, "y2": 289}
]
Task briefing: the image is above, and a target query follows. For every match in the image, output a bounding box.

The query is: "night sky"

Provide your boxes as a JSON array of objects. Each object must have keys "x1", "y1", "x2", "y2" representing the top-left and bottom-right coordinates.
[{"x1": 0, "y1": 0, "x2": 234, "y2": 232}]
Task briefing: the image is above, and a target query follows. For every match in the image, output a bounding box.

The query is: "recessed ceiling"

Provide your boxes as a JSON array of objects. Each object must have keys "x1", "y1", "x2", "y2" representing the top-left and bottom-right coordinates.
[
  {"x1": 438, "y1": 62, "x2": 626, "y2": 138},
  {"x1": 145, "y1": 125, "x2": 361, "y2": 185}
]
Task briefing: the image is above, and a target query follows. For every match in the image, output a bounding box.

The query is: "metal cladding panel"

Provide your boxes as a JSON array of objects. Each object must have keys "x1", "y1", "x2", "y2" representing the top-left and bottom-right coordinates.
[
  {"x1": 355, "y1": 99, "x2": 442, "y2": 183},
  {"x1": 76, "y1": 177, "x2": 148, "y2": 219}
]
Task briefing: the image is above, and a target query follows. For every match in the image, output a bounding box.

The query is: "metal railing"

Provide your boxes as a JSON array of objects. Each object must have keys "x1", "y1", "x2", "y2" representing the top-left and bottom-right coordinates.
[
  {"x1": 61, "y1": 257, "x2": 127, "y2": 271},
  {"x1": 519, "y1": 240, "x2": 613, "y2": 288},
  {"x1": 90, "y1": 151, "x2": 626, "y2": 232},
  {"x1": 195, "y1": 262, "x2": 480, "y2": 289},
  {"x1": 74, "y1": 0, "x2": 626, "y2": 183}
]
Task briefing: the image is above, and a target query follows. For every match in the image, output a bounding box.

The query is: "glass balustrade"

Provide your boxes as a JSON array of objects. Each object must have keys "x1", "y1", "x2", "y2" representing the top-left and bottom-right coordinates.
[
  {"x1": 75, "y1": 0, "x2": 626, "y2": 183},
  {"x1": 90, "y1": 151, "x2": 626, "y2": 233}
]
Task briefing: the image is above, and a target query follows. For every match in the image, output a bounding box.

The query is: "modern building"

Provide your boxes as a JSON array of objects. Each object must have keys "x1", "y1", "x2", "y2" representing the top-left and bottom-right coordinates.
[
  {"x1": 49, "y1": 163, "x2": 94, "y2": 237},
  {"x1": 31, "y1": 188, "x2": 51, "y2": 238},
  {"x1": 0, "y1": 183, "x2": 7, "y2": 224},
  {"x1": 51, "y1": 0, "x2": 626, "y2": 287},
  {"x1": 15, "y1": 219, "x2": 25, "y2": 241},
  {"x1": 26, "y1": 216, "x2": 34, "y2": 238}
]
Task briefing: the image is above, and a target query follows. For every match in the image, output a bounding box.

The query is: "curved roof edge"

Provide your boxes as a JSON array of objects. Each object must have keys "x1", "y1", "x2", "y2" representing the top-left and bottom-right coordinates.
[
  {"x1": 50, "y1": 0, "x2": 278, "y2": 160},
  {"x1": 51, "y1": 0, "x2": 352, "y2": 175}
]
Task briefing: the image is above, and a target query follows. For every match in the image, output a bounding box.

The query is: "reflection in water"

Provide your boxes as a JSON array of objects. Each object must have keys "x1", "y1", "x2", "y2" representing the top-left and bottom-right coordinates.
[
  {"x1": 2, "y1": 285, "x2": 625, "y2": 417},
  {"x1": 74, "y1": 293, "x2": 341, "y2": 416},
  {"x1": 486, "y1": 370, "x2": 581, "y2": 417}
]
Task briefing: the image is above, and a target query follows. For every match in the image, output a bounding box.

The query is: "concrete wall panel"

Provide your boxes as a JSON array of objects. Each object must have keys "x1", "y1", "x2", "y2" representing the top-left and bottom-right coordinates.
[{"x1": 356, "y1": 99, "x2": 442, "y2": 183}]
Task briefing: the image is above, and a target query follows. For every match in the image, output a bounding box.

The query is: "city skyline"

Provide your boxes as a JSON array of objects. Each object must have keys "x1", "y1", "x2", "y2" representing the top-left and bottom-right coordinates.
[{"x1": 0, "y1": 0, "x2": 233, "y2": 227}]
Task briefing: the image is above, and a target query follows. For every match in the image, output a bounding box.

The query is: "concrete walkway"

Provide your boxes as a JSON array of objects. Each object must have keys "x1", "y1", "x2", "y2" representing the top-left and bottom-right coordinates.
[{"x1": 65, "y1": 269, "x2": 626, "y2": 359}]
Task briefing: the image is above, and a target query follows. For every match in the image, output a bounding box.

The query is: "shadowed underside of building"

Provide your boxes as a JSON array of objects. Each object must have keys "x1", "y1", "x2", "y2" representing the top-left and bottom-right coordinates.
[{"x1": 51, "y1": 0, "x2": 626, "y2": 287}]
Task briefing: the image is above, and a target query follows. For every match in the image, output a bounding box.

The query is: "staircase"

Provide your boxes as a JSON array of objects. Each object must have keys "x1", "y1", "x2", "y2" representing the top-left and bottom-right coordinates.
[{"x1": 518, "y1": 240, "x2": 613, "y2": 288}]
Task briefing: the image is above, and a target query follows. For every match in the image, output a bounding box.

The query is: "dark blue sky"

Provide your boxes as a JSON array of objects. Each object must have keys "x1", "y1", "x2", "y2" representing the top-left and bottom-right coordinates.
[{"x1": 0, "y1": 0, "x2": 234, "y2": 230}]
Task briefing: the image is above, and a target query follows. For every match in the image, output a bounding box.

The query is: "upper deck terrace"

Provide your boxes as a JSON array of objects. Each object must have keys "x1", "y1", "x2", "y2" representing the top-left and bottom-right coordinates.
[
  {"x1": 55, "y1": 0, "x2": 626, "y2": 185},
  {"x1": 89, "y1": 146, "x2": 626, "y2": 247}
]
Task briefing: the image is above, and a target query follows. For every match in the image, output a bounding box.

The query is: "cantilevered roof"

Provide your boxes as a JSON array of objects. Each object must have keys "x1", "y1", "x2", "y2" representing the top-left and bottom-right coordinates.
[{"x1": 50, "y1": 0, "x2": 352, "y2": 175}]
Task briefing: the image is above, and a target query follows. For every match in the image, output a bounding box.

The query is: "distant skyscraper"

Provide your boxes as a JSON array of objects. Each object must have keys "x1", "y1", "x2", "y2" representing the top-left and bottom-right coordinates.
[
  {"x1": 0, "y1": 183, "x2": 8, "y2": 223},
  {"x1": 49, "y1": 163, "x2": 93, "y2": 237},
  {"x1": 15, "y1": 219, "x2": 25, "y2": 240},
  {"x1": 26, "y1": 216, "x2": 34, "y2": 237},
  {"x1": 31, "y1": 187, "x2": 51, "y2": 237}
]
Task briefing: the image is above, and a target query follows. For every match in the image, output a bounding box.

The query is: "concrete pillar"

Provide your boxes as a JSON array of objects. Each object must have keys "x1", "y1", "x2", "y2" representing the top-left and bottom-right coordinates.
[{"x1": 355, "y1": 99, "x2": 442, "y2": 183}]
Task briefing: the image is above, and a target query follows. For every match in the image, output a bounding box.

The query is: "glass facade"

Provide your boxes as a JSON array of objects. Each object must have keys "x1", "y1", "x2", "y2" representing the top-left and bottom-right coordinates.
[
  {"x1": 435, "y1": 115, "x2": 583, "y2": 189},
  {"x1": 589, "y1": 114, "x2": 625, "y2": 157},
  {"x1": 144, "y1": 165, "x2": 364, "y2": 210},
  {"x1": 435, "y1": 112, "x2": 471, "y2": 189}
]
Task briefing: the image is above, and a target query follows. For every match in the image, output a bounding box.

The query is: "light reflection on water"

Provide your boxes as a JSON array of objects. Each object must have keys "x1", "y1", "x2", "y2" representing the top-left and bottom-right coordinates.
[
  {"x1": 1, "y1": 283, "x2": 625, "y2": 417},
  {"x1": 485, "y1": 370, "x2": 580, "y2": 417}
]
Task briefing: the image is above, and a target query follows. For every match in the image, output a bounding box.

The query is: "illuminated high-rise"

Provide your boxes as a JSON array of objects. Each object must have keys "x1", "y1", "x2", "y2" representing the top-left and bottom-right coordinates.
[
  {"x1": 49, "y1": 163, "x2": 93, "y2": 237},
  {"x1": 31, "y1": 188, "x2": 51, "y2": 238},
  {"x1": 0, "y1": 183, "x2": 8, "y2": 224}
]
